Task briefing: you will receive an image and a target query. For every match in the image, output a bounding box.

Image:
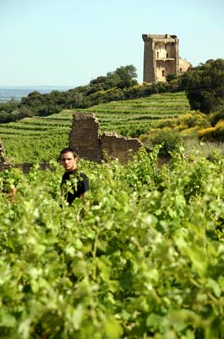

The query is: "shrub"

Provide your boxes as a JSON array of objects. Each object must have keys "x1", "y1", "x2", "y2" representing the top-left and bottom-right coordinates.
[
  {"x1": 199, "y1": 126, "x2": 216, "y2": 141},
  {"x1": 156, "y1": 112, "x2": 209, "y2": 132},
  {"x1": 166, "y1": 73, "x2": 177, "y2": 82},
  {"x1": 178, "y1": 112, "x2": 205, "y2": 128},
  {"x1": 157, "y1": 118, "x2": 175, "y2": 129},
  {"x1": 180, "y1": 126, "x2": 200, "y2": 138},
  {"x1": 199, "y1": 120, "x2": 224, "y2": 141},
  {"x1": 152, "y1": 130, "x2": 183, "y2": 157},
  {"x1": 210, "y1": 111, "x2": 224, "y2": 127}
]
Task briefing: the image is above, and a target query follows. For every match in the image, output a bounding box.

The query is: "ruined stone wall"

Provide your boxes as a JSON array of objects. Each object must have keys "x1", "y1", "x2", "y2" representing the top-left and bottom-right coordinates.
[
  {"x1": 179, "y1": 57, "x2": 192, "y2": 73},
  {"x1": 101, "y1": 132, "x2": 142, "y2": 164},
  {"x1": 69, "y1": 112, "x2": 143, "y2": 163},
  {"x1": 69, "y1": 112, "x2": 102, "y2": 163}
]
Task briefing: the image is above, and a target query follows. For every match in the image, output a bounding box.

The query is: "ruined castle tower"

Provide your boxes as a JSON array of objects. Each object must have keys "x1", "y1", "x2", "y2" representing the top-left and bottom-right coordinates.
[{"x1": 142, "y1": 34, "x2": 191, "y2": 83}]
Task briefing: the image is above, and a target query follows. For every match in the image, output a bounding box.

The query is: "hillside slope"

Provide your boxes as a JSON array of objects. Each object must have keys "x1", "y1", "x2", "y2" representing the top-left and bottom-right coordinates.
[{"x1": 0, "y1": 92, "x2": 190, "y2": 163}]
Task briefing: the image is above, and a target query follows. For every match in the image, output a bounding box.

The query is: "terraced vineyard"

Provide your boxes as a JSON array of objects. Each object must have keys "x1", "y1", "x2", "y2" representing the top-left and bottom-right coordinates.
[
  {"x1": 0, "y1": 92, "x2": 190, "y2": 163},
  {"x1": 87, "y1": 92, "x2": 190, "y2": 135}
]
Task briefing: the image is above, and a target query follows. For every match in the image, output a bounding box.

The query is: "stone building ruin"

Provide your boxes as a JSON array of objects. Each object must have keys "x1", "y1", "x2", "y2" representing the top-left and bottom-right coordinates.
[
  {"x1": 142, "y1": 34, "x2": 192, "y2": 83},
  {"x1": 69, "y1": 112, "x2": 142, "y2": 163}
]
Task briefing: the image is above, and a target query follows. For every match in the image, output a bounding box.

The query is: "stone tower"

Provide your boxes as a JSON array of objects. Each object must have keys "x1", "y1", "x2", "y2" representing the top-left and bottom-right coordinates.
[{"x1": 142, "y1": 34, "x2": 187, "y2": 83}]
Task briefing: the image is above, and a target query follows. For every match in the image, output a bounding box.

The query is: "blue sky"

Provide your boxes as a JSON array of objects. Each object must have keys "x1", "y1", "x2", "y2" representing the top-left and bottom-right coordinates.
[{"x1": 0, "y1": 0, "x2": 223, "y2": 88}]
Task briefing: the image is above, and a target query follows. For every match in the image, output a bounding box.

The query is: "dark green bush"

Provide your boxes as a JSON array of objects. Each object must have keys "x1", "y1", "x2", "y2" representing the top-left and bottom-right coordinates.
[
  {"x1": 166, "y1": 73, "x2": 177, "y2": 82},
  {"x1": 152, "y1": 130, "x2": 182, "y2": 157}
]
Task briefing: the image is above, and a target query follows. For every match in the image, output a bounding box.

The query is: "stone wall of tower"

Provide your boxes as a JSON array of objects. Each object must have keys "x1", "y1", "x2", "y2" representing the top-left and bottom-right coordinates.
[
  {"x1": 179, "y1": 57, "x2": 192, "y2": 74},
  {"x1": 142, "y1": 34, "x2": 189, "y2": 83},
  {"x1": 142, "y1": 35, "x2": 156, "y2": 83}
]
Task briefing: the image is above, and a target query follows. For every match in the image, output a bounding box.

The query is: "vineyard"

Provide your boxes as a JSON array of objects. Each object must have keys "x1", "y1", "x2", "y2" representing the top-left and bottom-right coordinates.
[
  {"x1": 0, "y1": 92, "x2": 190, "y2": 163},
  {"x1": 1, "y1": 147, "x2": 224, "y2": 339},
  {"x1": 1, "y1": 91, "x2": 224, "y2": 338}
]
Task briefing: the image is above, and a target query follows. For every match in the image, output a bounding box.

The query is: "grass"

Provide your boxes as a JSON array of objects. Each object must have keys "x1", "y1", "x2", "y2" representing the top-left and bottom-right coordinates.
[{"x1": 183, "y1": 139, "x2": 224, "y2": 159}]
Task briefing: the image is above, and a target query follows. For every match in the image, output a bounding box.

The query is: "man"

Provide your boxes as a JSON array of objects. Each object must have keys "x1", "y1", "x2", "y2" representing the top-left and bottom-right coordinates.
[{"x1": 60, "y1": 147, "x2": 89, "y2": 205}]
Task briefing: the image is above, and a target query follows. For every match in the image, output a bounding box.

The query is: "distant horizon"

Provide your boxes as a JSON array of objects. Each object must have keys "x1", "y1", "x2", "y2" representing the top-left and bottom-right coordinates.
[
  {"x1": 0, "y1": 85, "x2": 74, "y2": 89},
  {"x1": 0, "y1": 86, "x2": 74, "y2": 103}
]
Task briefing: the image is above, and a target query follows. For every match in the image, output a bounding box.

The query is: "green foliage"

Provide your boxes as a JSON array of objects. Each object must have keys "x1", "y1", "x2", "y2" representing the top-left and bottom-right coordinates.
[
  {"x1": 0, "y1": 99, "x2": 19, "y2": 113},
  {"x1": 180, "y1": 59, "x2": 224, "y2": 113},
  {"x1": 113, "y1": 65, "x2": 138, "y2": 89},
  {"x1": 141, "y1": 111, "x2": 211, "y2": 148},
  {"x1": 166, "y1": 73, "x2": 177, "y2": 82},
  {"x1": 177, "y1": 112, "x2": 208, "y2": 129},
  {"x1": 156, "y1": 112, "x2": 208, "y2": 131},
  {"x1": 152, "y1": 130, "x2": 183, "y2": 157},
  {"x1": 210, "y1": 111, "x2": 224, "y2": 127},
  {"x1": 210, "y1": 100, "x2": 224, "y2": 127},
  {"x1": 1, "y1": 151, "x2": 224, "y2": 338},
  {"x1": 198, "y1": 120, "x2": 224, "y2": 142},
  {"x1": 89, "y1": 65, "x2": 138, "y2": 90}
]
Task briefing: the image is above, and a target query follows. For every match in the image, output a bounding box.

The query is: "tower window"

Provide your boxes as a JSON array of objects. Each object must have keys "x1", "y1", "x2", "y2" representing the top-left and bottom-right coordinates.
[
  {"x1": 162, "y1": 70, "x2": 165, "y2": 77},
  {"x1": 157, "y1": 51, "x2": 159, "y2": 58}
]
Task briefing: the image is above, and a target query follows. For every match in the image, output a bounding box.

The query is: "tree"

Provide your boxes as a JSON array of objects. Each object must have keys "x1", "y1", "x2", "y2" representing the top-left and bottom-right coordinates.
[
  {"x1": 179, "y1": 59, "x2": 224, "y2": 113},
  {"x1": 114, "y1": 65, "x2": 138, "y2": 89},
  {"x1": 90, "y1": 76, "x2": 107, "y2": 85},
  {"x1": 105, "y1": 72, "x2": 121, "y2": 88}
]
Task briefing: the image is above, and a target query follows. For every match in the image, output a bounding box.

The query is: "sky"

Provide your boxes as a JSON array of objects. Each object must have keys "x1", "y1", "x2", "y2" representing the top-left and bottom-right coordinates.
[{"x1": 0, "y1": 0, "x2": 223, "y2": 88}]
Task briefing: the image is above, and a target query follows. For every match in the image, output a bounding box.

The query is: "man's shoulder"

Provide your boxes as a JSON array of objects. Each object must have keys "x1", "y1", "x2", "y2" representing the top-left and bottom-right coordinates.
[
  {"x1": 62, "y1": 171, "x2": 70, "y2": 180},
  {"x1": 79, "y1": 172, "x2": 89, "y2": 190},
  {"x1": 79, "y1": 171, "x2": 88, "y2": 179},
  {"x1": 62, "y1": 170, "x2": 88, "y2": 180}
]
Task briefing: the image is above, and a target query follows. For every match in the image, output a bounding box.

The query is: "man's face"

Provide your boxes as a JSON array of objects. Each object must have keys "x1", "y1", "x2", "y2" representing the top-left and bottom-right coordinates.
[{"x1": 61, "y1": 152, "x2": 77, "y2": 171}]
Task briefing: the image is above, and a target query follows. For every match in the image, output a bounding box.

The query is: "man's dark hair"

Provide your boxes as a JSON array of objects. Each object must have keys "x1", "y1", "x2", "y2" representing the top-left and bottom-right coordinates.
[{"x1": 60, "y1": 147, "x2": 77, "y2": 159}]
